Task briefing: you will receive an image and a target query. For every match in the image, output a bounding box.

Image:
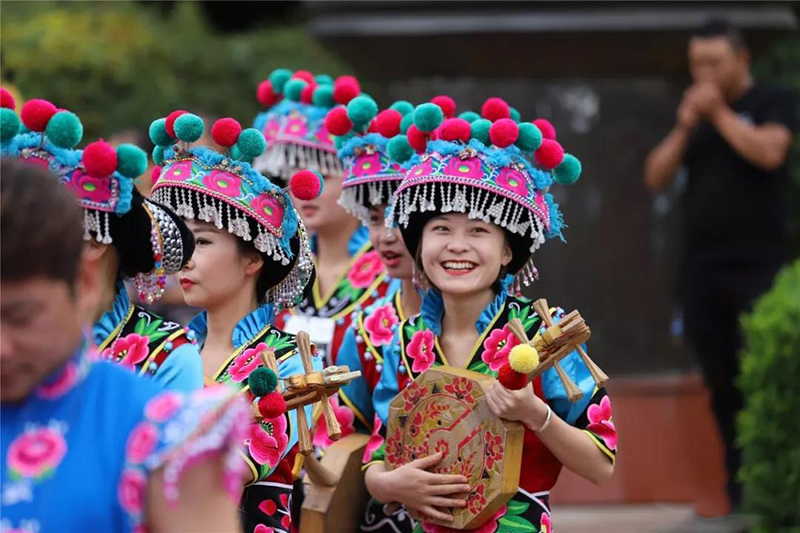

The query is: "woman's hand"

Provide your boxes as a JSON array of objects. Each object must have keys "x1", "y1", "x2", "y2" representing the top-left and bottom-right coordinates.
[
  {"x1": 486, "y1": 380, "x2": 549, "y2": 430},
  {"x1": 365, "y1": 452, "x2": 471, "y2": 522}
]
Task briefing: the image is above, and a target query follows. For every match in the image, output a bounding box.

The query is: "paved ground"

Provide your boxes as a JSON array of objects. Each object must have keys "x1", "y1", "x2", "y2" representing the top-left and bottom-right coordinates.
[{"x1": 553, "y1": 504, "x2": 695, "y2": 533}]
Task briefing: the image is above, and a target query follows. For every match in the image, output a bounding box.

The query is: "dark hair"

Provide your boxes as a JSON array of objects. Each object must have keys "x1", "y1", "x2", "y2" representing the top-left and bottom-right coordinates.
[
  {"x1": 693, "y1": 18, "x2": 746, "y2": 50},
  {"x1": 1, "y1": 158, "x2": 85, "y2": 285}
]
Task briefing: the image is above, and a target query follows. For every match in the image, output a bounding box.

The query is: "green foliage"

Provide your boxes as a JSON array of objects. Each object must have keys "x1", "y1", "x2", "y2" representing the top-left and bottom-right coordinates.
[
  {"x1": 0, "y1": 1, "x2": 352, "y2": 141},
  {"x1": 737, "y1": 259, "x2": 800, "y2": 531}
]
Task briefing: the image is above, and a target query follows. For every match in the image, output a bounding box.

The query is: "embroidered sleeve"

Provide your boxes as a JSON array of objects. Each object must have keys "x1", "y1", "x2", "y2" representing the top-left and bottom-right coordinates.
[
  {"x1": 336, "y1": 318, "x2": 375, "y2": 434},
  {"x1": 119, "y1": 385, "x2": 250, "y2": 531},
  {"x1": 362, "y1": 330, "x2": 403, "y2": 468},
  {"x1": 572, "y1": 387, "x2": 616, "y2": 463}
]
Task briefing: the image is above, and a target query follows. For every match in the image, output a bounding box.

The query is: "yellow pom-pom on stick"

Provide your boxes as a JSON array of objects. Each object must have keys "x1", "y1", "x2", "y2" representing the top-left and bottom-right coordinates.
[{"x1": 509, "y1": 344, "x2": 539, "y2": 374}]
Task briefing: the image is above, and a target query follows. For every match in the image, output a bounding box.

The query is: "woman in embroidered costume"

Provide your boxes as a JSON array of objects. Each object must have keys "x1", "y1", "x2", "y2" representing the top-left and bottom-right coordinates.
[
  {"x1": 0, "y1": 94, "x2": 202, "y2": 392},
  {"x1": 148, "y1": 111, "x2": 320, "y2": 532},
  {"x1": 362, "y1": 99, "x2": 617, "y2": 532},
  {"x1": 0, "y1": 158, "x2": 250, "y2": 533}
]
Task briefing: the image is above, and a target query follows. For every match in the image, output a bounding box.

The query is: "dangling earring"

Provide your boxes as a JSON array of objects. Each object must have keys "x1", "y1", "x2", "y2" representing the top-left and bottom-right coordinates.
[{"x1": 412, "y1": 264, "x2": 428, "y2": 293}]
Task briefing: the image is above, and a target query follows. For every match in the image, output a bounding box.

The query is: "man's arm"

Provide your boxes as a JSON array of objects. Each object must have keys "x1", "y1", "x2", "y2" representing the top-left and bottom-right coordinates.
[
  {"x1": 644, "y1": 91, "x2": 699, "y2": 191},
  {"x1": 711, "y1": 106, "x2": 793, "y2": 171}
]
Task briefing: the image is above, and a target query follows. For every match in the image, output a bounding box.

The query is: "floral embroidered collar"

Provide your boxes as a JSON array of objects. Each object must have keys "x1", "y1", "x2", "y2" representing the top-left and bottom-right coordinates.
[
  {"x1": 419, "y1": 275, "x2": 514, "y2": 336},
  {"x1": 34, "y1": 339, "x2": 93, "y2": 401},
  {"x1": 189, "y1": 304, "x2": 275, "y2": 350},
  {"x1": 93, "y1": 281, "x2": 134, "y2": 350}
]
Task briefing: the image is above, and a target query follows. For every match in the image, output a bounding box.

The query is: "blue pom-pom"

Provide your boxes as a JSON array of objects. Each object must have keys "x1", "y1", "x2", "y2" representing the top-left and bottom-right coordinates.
[
  {"x1": 515, "y1": 123, "x2": 543, "y2": 152},
  {"x1": 458, "y1": 111, "x2": 480, "y2": 123},
  {"x1": 509, "y1": 107, "x2": 521, "y2": 123},
  {"x1": 387, "y1": 135, "x2": 414, "y2": 163},
  {"x1": 400, "y1": 114, "x2": 414, "y2": 134},
  {"x1": 44, "y1": 111, "x2": 83, "y2": 149},
  {"x1": 554, "y1": 153, "x2": 582, "y2": 185},
  {"x1": 248, "y1": 367, "x2": 278, "y2": 397},
  {"x1": 347, "y1": 96, "x2": 378, "y2": 127},
  {"x1": 149, "y1": 118, "x2": 174, "y2": 147},
  {"x1": 470, "y1": 119, "x2": 492, "y2": 146},
  {"x1": 152, "y1": 146, "x2": 165, "y2": 165},
  {"x1": 174, "y1": 113, "x2": 204, "y2": 143},
  {"x1": 313, "y1": 85, "x2": 335, "y2": 107},
  {"x1": 315, "y1": 74, "x2": 334, "y2": 86},
  {"x1": 284, "y1": 79, "x2": 307, "y2": 102},
  {"x1": 237, "y1": 128, "x2": 267, "y2": 159},
  {"x1": 390, "y1": 101, "x2": 415, "y2": 117},
  {"x1": 0, "y1": 108, "x2": 21, "y2": 142},
  {"x1": 116, "y1": 144, "x2": 147, "y2": 178},
  {"x1": 269, "y1": 68, "x2": 293, "y2": 93},
  {"x1": 414, "y1": 103, "x2": 444, "y2": 133}
]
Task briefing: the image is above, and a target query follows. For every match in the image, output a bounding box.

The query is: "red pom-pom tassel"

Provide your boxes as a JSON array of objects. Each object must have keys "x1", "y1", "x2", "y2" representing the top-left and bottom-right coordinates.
[
  {"x1": 83, "y1": 140, "x2": 118, "y2": 178},
  {"x1": 290, "y1": 169, "x2": 324, "y2": 201},
  {"x1": 534, "y1": 139, "x2": 565, "y2": 169},
  {"x1": 211, "y1": 118, "x2": 242, "y2": 147},
  {"x1": 489, "y1": 118, "x2": 519, "y2": 148},
  {"x1": 374, "y1": 109, "x2": 403, "y2": 138},
  {"x1": 439, "y1": 118, "x2": 471, "y2": 143},
  {"x1": 431, "y1": 95, "x2": 457, "y2": 119},
  {"x1": 406, "y1": 124, "x2": 428, "y2": 153},
  {"x1": 165, "y1": 110, "x2": 188, "y2": 139},
  {"x1": 532, "y1": 119, "x2": 556, "y2": 141},
  {"x1": 258, "y1": 392, "x2": 287, "y2": 419},
  {"x1": 0, "y1": 88, "x2": 16, "y2": 110},
  {"x1": 324, "y1": 106, "x2": 353, "y2": 136},
  {"x1": 151, "y1": 165, "x2": 162, "y2": 184},
  {"x1": 498, "y1": 363, "x2": 528, "y2": 391},
  {"x1": 257, "y1": 80, "x2": 281, "y2": 107},
  {"x1": 21, "y1": 99, "x2": 57, "y2": 132},
  {"x1": 300, "y1": 82, "x2": 317, "y2": 104},
  {"x1": 481, "y1": 97, "x2": 511, "y2": 122},
  {"x1": 292, "y1": 70, "x2": 315, "y2": 84},
  {"x1": 333, "y1": 75, "x2": 360, "y2": 105}
]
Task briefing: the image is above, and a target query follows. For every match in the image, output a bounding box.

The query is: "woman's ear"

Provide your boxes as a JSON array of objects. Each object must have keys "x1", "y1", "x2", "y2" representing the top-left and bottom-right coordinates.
[
  {"x1": 242, "y1": 250, "x2": 265, "y2": 278},
  {"x1": 501, "y1": 241, "x2": 513, "y2": 268},
  {"x1": 83, "y1": 240, "x2": 109, "y2": 262}
]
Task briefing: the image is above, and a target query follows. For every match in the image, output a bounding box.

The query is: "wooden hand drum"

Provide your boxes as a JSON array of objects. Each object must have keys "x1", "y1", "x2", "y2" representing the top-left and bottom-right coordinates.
[{"x1": 385, "y1": 367, "x2": 524, "y2": 529}]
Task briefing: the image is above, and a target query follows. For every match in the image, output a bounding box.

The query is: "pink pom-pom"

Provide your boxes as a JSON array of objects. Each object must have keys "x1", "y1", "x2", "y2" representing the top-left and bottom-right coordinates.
[
  {"x1": 211, "y1": 118, "x2": 242, "y2": 147},
  {"x1": 300, "y1": 82, "x2": 317, "y2": 104},
  {"x1": 375, "y1": 109, "x2": 402, "y2": 138},
  {"x1": 532, "y1": 119, "x2": 556, "y2": 140},
  {"x1": 258, "y1": 392, "x2": 287, "y2": 419},
  {"x1": 489, "y1": 119, "x2": 519, "y2": 148},
  {"x1": 481, "y1": 97, "x2": 511, "y2": 122},
  {"x1": 290, "y1": 169, "x2": 324, "y2": 201},
  {"x1": 165, "y1": 110, "x2": 188, "y2": 138},
  {"x1": 439, "y1": 118, "x2": 471, "y2": 143},
  {"x1": 407, "y1": 125, "x2": 428, "y2": 153},
  {"x1": 257, "y1": 80, "x2": 280, "y2": 107},
  {"x1": 431, "y1": 95, "x2": 457, "y2": 119},
  {"x1": 367, "y1": 119, "x2": 379, "y2": 133},
  {"x1": 151, "y1": 165, "x2": 162, "y2": 183},
  {"x1": 292, "y1": 70, "x2": 315, "y2": 84},
  {"x1": 324, "y1": 106, "x2": 353, "y2": 136},
  {"x1": 535, "y1": 139, "x2": 565, "y2": 169},
  {"x1": 21, "y1": 99, "x2": 57, "y2": 132},
  {"x1": 83, "y1": 140, "x2": 118, "y2": 178},
  {"x1": 333, "y1": 76, "x2": 360, "y2": 105},
  {"x1": 498, "y1": 363, "x2": 527, "y2": 391},
  {"x1": 0, "y1": 88, "x2": 16, "y2": 110}
]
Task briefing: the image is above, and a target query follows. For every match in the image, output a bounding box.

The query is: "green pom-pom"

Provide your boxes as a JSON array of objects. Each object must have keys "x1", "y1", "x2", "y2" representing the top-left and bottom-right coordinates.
[
  {"x1": 554, "y1": 154, "x2": 582, "y2": 185},
  {"x1": 515, "y1": 123, "x2": 543, "y2": 152},
  {"x1": 284, "y1": 78, "x2": 307, "y2": 101},
  {"x1": 152, "y1": 146, "x2": 165, "y2": 166},
  {"x1": 230, "y1": 145, "x2": 253, "y2": 164},
  {"x1": 470, "y1": 119, "x2": 492, "y2": 146},
  {"x1": 414, "y1": 103, "x2": 444, "y2": 133},
  {"x1": 458, "y1": 111, "x2": 480, "y2": 123},
  {"x1": 315, "y1": 74, "x2": 334, "y2": 86},
  {"x1": 116, "y1": 144, "x2": 147, "y2": 178},
  {"x1": 248, "y1": 367, "x2": 278, "y2": 397},
  {"x1": 509, "y1": 107, "x2": 521, "y2": 123},
  {"x1": 387, "y1": 135, "x2": 414, "y2": 163},
  {"x1": 400, "y1": 114, "x2": 414, "y2": 134},
  {"x1": 237, "y1": 128, "x2": 267, "y2": 159},
  {"x1": 0, "y1": 108, "x2": 21, "y2": 142},
  {"x1": 390, "y1": 101, "x2": 415, "y2": 117},
  {"x1": 312, "y1": 85, "x2": 335, "y2": 107},
  {"x1": 269, "y1": 68, "x2": 293, "y2": 93},
  {"x1": 149, "y1": 118, "x2": 174, "y2": 147},
  {"x1": 334, "y1": 132, "x2": 355, "y2": 150},
  {"x1": 174, "y1": 113, "x2": 204, "y2": 143},
  {"x1": 347, "y1": 96, "x2": 378, "y2": 127},
  {"x1": 44, "y1": 111, "x2": 83, "y2": 148}
]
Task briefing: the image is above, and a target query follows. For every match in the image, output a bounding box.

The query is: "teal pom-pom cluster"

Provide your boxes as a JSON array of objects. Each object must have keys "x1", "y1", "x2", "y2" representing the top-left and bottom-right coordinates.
[
  {"x1": 509, "y1": 107, "x2": 521, "y2": 123},
  {"x1": 334, "y1": 132, "x2": 355, "y2": 150},
  {"x1": 152, "y1": 146, "x2": 165, "y2": 165},
  {"x1": 390, "y1": 101, "x2": 415, "y2": 116},
  {"x1": 387, "y1": 135, "x2": 414, "y2": 163},
  {"x1": 313, "y1": 85, "x2": 335, "y2": 107},
  {"x1": 45, "y1": 111, "x2": 83, "y2": 149},
  {"x1": 470, "y1": 119, "x2": 491, "y2": 146},
  {"x1": 413, "y1": 103, "x2": 444, "y2": 132},
  {"x1": 554, "y1": 154, "x2": 582, "y2": 185},
  {"x1": 516, "y1": 123, "x2": 543, "y2": 152},
  {"x1": 315, "y1": 74, "x2": 334, "y2": 86},
  {"x1": 284, "y1": 79, "x2": 307, "y2": 101},
  {"x1": 400, "y1": 114, "x2": 414, "y2": 134},
  {"x1": 149, "y1": 118, "x2": 174, "y2": 147},
  {"x1": 174, "y1": 113, "x2": 204, "y2": 143},
  {"x1": 270, "y1": 69, "x2": 293, "y2": 93},
  {"x1": 458, "y1": 111, "x2": 480, "y2": 123},
  {"x1": 237, "y1": 128, "x2": 267, "y2": 159},
  {"x1": 248, "y1": 367, "x2": 278, "y2": 397},
  {"x1": 116, "y1": 144, "x2": 147, "y2": 178},
  {"x1": 0, "y1": 108, "x2": 21, "y2": 142},
  {"x1": 347, "y1": 96, "x2": 378, "y2": 127}
]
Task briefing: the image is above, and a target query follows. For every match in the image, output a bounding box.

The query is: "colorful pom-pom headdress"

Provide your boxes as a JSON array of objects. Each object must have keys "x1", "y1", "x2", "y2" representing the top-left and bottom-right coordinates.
[
  {"x1": 150, "y1": 112, "x2": 319, "y2": 309},
  {"x1": 384, "y1": 97, "x2": 582, "y2": 293},
  {"x1": 252, "y1": 69, "x2": 367, "y2": 180}
]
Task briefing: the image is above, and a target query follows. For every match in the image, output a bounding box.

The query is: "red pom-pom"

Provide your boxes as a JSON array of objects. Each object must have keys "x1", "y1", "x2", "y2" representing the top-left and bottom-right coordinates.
[
  {"x1": 300, "y1": 82, "x2": 317, "y2": 104},
  {"x1": 498, "y1": 363, "x2": 528, "y2": 391},
  {"x1": 333, "y1": 76, "x2": 360, "y2": 105},
  {"x1": 292, "y1": 70, "x2": 315, "y2": 84},
  {"x1": 374, "y1": 109, "x2": 403, "y2": 138},
  {"x1": 151, "y1": 165, "x2": 162, "y2": 183},
  {"x1": 211, "y1": 118, "x2": 242, "y2": 147},
  {"x1": 257, "y1": 80, "x2": 281, "y2": 107},
  {"x1": 439, "y1": 118, "x2": 471, "y2": 143},
  {"x1": 83, "y1": 140, "x2": 118, "y2": 178},
  {"x1": 290, "y1": 169, "x2": 324, "y2": 201},
  {"x1": 324, "y1": 106, "x2": 353, "y2": 136},
  {"x1": 0, "y1": 88, "x2": 15, "y2": 110},
  {"x1": 21, "y1": 99, "x2": 57, "y2": 132},
  {"x1": 165, "y1": 110, "x2": 188, "y2": 138},
  {"x1": 258, "y1": 392, "x2": 287, "y2": 419},
  {"x1": 481, "y1": 98, "x2": 511, "y2": 122},
  {"x1": 532, "y1": 119, "x2": 556, "y2": 140},
  {"x1": 431, "y1": 95, "x2": 457, "y2": 119},
  {"x1": 489, "y1": 119, "x2": 519, "y2": 148},
  {"x1": 406, "y1": 124, "x2": 427, "y2": 153},
  {"x1": 367, "y1": 119, "x2": 379, "y2": 133},
  {"x1": 534, "y1": 139, "x2": 565, "y2": 169}
]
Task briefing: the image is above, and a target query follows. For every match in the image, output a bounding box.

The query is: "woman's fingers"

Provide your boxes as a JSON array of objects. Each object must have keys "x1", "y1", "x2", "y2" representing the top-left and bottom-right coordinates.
[
  {"x1": 408, "y1": 451, "x2": 443, "y2": 470},
  {"x1": 420, "y1": 506, "x2": 455, "y2": 522},
  {"x1": 428, "y1": 483, "x2": 472, "y2": 495},
  {"x1": 422, "y1": 471, "x2": 469, "y2": 485},
  {"x1": 427, "y1": 496, "x2": 467, "y2": 508}
]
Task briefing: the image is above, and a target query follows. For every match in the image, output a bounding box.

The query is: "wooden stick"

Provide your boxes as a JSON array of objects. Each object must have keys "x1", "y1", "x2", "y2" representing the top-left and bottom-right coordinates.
[
  {"x1": 532, "y1": 298, "x2": 584, "y2": 401},
  {"x1": 303, "y1": 453, "x2": 338, "y2": 487},
  {"x1": 297, "y1": 332, "x2": 342, "y2": 441},
  {"x1": 296, "y1": 407, "x2": 313, "y2": 456},
  {"x1": 507, "y1": 318, "x2": 530, "y2": 344},
  {"x1": 577, "y1": 345, "x2": 609, "y2": 388}
]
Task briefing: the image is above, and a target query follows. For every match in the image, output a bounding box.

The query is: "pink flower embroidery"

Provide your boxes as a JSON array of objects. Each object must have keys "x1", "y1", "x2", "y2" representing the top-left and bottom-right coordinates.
[
  {"x1": 118, "y1": 468, "x2": 147, "y2": 513},
  {"x1": 229, "y1": 343, "x2": 272, "y2": 383},
  {"x1": 314, "y1": 395, "x2": 355, "y2": 449},
  {"x1": 202, "y1": 170, "x2": 242, "y2": 198},
  {"x1": 285, "y1": 116, "x2": 308, "y2": 138},
  {"x1": 251, "y1": 193, "x2": 285, "y2": 229},
  {"x1": 125, "y1": 422, "x2": 159, "y2": 464},
  {"x1": 351, "y1": 153, "x2": 382, "y2": 177},
  {"x1": 540, "y1": 512, "x2": 552, "y2": 533},
  {"x1": 66, "y1": 170, "x2": 113, "y2": 203},
  {"x1": 421, "y1": 504, "x2": 507, "y2": 533},
  {"x1": 481, "y1": 325, "x2": 520, "y2": 371},
  {"x1": 317, "y1": 123, "x2": 335, "y2": 147},
  {"x1": 103, "y1": 333, "x2": 151, "y2": 369},
  {"x1": 37, "y1": 362, "x2": 79, "y2": 399},
  {"x1": 408, "y1": 160, "x2": 434, "y2": 179},
  {"x1": 254, "y1": 525, "x2": 274, "y2": 533},
  {"x1": 444, "y1": 156, "x2": 484, "y2": 180},
  {"x1": 248, "y1": 414, "x2": 288, "y2": 468},
  {"x1": 406, "y1": 330, "x2": 435, "y2": 374},
  {"x1": 587, "y1": 396, "x2": 617, "y2": 451},
  {"x1": 363, "y1": 414, "x2": 385, "y2": 463},
  {"x1": 165, "y1": 161, "x2": 194, "y2": 182},
  {"x1": 363, "y1": 304, "x2": 399, "y2": 346},
  {"x1": 7, "y1": 426, "x2": 68, "y2": 479},
  {"x1": 259, "y1": 498, "x2": 277, "y2": 516},
  {"x1": 347, "y1": 251, "x2": 384, "y2": 289},
  {"x1": 144, "y1": 392, "x2": 184, "y2": 422},
  {"x1": 496, "y1": 167, "x2": 529, "y2": 197},
  {"x1": 263, "y1": 118, "x2": 281, "y2": 141}
]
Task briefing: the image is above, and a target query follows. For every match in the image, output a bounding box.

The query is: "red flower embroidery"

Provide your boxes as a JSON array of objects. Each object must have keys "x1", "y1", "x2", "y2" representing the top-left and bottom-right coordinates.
[
  {"x1": 481, "y1": 325, "x2": 520, "y2": 371},
  {"x1": 103, "y1": 333, "x2": 151, "y2": 369},
  {"x1": 363, "y1": 304, "x2": 399, "y2": 346},
  {"x1": 540, "y1": 512, "x2": 552, "y2": 533},
  {"x1": 484, "y1": 431, "x2": 504, "y2": 470},
  {"x1": 444, "y1": 377, "x2": 475, "y2": 405},
  {"x1": 118, "y1": 468, "x2": 147, "y2": 514},
  {"x1": 406, "y1": 330, "x2": 435, "y2": 374},
  {"x1": 363, "y1": 414, "x2": 384, "y2": 463},
  {"x1": 251, "y1": 194, "x2": 285, "y2": 229},
  {"x1": 125, "y1": 422, "x2": 159, "y2": 464},
  {"x1": 202, "y1": 170, "x2": 242, "y2": 198},
  {"x1": 144, "y1": 392, "x2": 184, "y2": 422},
  {"x1": 402, "y1": 381, "x2": 425, "y2": 411},
  {"x1": 313, "y1": 394, "x2": 355, "y2": 449},
  {"x1": 351, "y1": 153, "x2": 382, "y2": 177},
  {"x1": 496, "y1": 167, "x2": 530, "y2": 197},
  {"x1": 229, "y1": 343, "x2": 272, "y2": 383},
  {"x1": 347, "y1": 251, "x2": 384, "y2": 289},
  {"x1": 587, "y1": 396, "x2": 617, "y2": 451},
  {"x1": 247, "y1": 414, "x2": 288, "y2": 468},
  {"x1": 37, "y1": 361, "x2": 79, "y2": 399},
  {"x1": 66, "y1": 170, "x2": 113, "y2": 204},
  {"x1": 420, "y1": 504, "x2": 508, "y2": 533},
  {"x1": 7, "y1": 426, "x2": 67, "y2": 479}
]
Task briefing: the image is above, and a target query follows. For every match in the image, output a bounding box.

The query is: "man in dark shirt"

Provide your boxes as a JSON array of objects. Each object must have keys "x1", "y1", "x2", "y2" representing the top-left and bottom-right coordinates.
[{"x1": 645, "y1": 18, "x2": 797, "y2": 530}]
